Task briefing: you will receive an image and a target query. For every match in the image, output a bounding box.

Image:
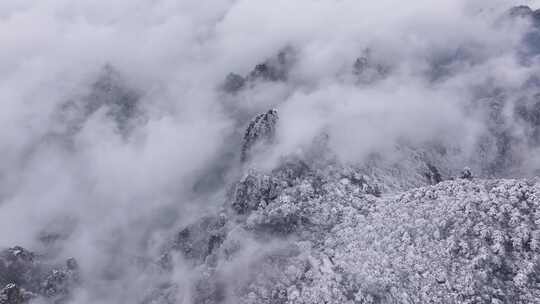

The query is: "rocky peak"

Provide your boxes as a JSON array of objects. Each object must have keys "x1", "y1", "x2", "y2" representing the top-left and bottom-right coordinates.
[
  {"x1": 247, "y1": 47, "x2": 295, "y2": 82},
  {"x1": 241, "y1": 109, "x2": 279, "y2": 162},
  {"x1": 221, "y1": 47, "x2": 296, "y2": 94},
  {"x1": 353, "y1": 49, "x2": 390, "y2": 84}
]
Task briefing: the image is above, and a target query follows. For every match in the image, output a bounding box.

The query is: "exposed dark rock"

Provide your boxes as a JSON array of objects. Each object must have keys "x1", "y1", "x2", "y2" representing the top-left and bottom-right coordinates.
[
  {"x1": 514, "y1": 94, "x2": 540, "y2": 145},
  {"x1": 0, "y1": 247, "x2": 38, "y2": 288},
  {"x1": 221, "y1": 47, "x2": 296, "y2": 94},
  {"x1": 460, "y1": 167, "x2": 473, "y2": 179},
  {"x1": 252, "y1": 211, "x2": 303, "y2": 236},
  {"x1": 468, "y1": 90, "x2": 527, "y2": 176},
  {"x1": 222, "y1": 73, "x2": 246, "y2": 94},
  {"x1": 241, "y1": 109, "x2": 278, "y2": 162},
  {"x1": 231, "y1": 171, "x2": 282, "y2": 214},
  {"x1": 425, "y1": 163, "x2": 442, "y2": 185},
  {"x1": 0, "y1": 247, "x2": 79, "y2": 303},
  {"x1": 271, "y1": 158, "x2": 311, "y2": 185},
  {"x1": 508, "y1": 5, "x2": 540, "y2": 26},
  {"x1": 353, "y1": 49, "x2": 390, "y2": 84},
  {"x1": 172, "y1": 215, "x2": 227, "y2": 263},
  {"x1": 65, "y1": 258, "x2": 78, "y2": 272},
  {"x1": 246, "y1": 48, "x2": 295, "y2": 83},
  {"x1": 348, "y1": 172, "x2": 382, "y2": 197},
  {"x1": 40, "y1": 259, "x2": 79, "y2": 301},
  {"x1": 427, "y1": 47, "x2": 478, "y2": 82}
]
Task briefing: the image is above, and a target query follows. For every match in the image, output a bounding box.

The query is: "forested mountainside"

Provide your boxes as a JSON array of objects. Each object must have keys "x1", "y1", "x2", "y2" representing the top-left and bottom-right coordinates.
[{"x1": 3, "y1": 2, "x2": 540, "y2": 304}]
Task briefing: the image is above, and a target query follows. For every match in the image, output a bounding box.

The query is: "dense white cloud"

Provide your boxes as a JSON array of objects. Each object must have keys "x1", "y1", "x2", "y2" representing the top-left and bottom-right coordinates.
[{"x1": 1, "y1": 0, "x2": 539, "y2": 302}]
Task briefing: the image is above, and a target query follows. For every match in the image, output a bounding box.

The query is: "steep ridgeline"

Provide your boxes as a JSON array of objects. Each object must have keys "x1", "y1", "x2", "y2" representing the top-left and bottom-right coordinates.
[
  {"x1": 144, "y1": 126, "x2": 540, "y2": 304},
  {"x1": 135, "y1": 102, "x2": 540, "y2": 304},
  {"x1": 5, "y1": 5, "x2": 540, "y2": 304},
  {"x1": 4, "y1": 104, "x2": 540, "y2": 303}
]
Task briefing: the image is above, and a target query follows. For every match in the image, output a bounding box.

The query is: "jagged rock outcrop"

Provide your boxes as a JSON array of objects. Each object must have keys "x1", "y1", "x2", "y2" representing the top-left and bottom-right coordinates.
[
  {"x1": 352, "y1": 49, "x2": 390, "y2": 84},
  {"x1": 231, "y1": 171, "x2": 283, "y2": 215},
  {"x1": 222, "y1": 47, "x2": 296, "y2": 94},
  {"x1": 246, "y1": 48, "x2": 294, "y2": 83},
  {"x1": 241, "y1": 109, "x2": 279, "y2": 162}
]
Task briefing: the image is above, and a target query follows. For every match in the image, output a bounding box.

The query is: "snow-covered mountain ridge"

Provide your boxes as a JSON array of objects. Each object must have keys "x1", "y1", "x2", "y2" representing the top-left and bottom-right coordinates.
[{"x1": 4, "y1": 2, "x2": 540, "y2": 304}]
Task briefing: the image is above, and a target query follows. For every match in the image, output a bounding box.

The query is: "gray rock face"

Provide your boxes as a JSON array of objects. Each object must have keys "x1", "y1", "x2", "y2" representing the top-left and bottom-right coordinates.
[
  {"x1": 241, "y1": 109, "x2": 279, "y2": 162},
  {"x1": 40, "y1": 261, "x2": 79, "y2": 300},
  {"x1": 231, "y1": 171, "x2": 282, "y2": 215},
  {"x1": 352, "y1": 49, "x2": 390, "y2": 84},
  {"x1": 172, "y1": 215, "x2": 227, "y2": 263},
  {"x1": 0, "y1": 247, "x2": 38, "y2": 289},
  {"x1": 425, "y1": 163, "x2": 443, "y2": 185},
  {"x1": 247, "y1": 47, "x2": 295, "y2": 83},
  {"x1": 222, "y1": 73, "x2": 246, "y2": 94},
  {"x1": 221, "y1": 47, "x2": 296, "y2": 94}
]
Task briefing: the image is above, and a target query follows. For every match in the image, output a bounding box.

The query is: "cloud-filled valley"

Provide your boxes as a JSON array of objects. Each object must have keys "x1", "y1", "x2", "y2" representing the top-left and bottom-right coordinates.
[{"x1": 3, "y1": 1, "x2": 540, "y2": 303}]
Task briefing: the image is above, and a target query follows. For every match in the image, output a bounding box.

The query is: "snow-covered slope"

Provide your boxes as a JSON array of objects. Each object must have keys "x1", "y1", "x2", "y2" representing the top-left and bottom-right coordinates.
[{"x1": 4, "y1": 3, "x2": 540, "y2": 304}]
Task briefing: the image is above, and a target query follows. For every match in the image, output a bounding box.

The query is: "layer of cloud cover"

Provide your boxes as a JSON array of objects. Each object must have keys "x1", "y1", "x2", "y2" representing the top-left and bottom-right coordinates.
[{"x1": 0, "y1": 0, "x2": 539, "y2": 302}]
